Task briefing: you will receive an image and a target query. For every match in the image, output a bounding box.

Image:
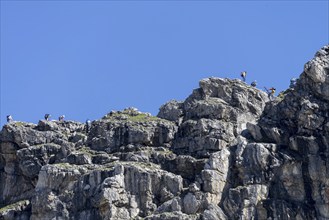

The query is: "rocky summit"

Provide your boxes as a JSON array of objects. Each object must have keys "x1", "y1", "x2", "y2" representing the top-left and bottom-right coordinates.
[{"x1": 1, "y1": 45, "x2": 329, "y2": 220}]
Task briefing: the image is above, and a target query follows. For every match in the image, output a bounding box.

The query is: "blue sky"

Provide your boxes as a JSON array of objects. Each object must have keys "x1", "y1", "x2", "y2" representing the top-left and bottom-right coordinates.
[{"x1": 1, "y1": 1, "x2": 328, "y2": 127}]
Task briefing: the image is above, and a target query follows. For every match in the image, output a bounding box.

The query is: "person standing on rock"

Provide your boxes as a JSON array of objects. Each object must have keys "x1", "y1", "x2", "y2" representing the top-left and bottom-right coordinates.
[
  {"x1": 290, "y1": 78, "x2": 297, "y2": 88},
  {"x1": 58, "y1": 115, "x2": 65, "y2": 122},
  {"x1": 240, "y1": 71, "x2": 247, "y2": 82},
  {"x1": 265, "y1": 87, "x2": 276, "y2": 100},
  {"x1": 6, "y1": 115, "x2": 13, "y2": 123},
  {"x1": 44, "y1": 114, "x2": 51, "y2": 121},
  {"x1": 86, "y1": 119, "x2": 92, "y2": 133}
]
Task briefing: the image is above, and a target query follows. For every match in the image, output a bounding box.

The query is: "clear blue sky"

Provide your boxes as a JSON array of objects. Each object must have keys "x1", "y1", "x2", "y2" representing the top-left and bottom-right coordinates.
[{"x1": 1, "y1": 1, "x2": 328, "y2": 127}]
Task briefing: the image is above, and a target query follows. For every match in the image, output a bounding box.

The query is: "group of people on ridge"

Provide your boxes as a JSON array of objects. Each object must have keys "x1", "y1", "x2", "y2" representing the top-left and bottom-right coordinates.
[
  {"x1": 5, "y1": 74, "x2": 298, "y2": 127},
  {"x1": 43, "y1": 114, "x2": 66, "y2": 122},
  {"x1": 6, "y1": 114, "x2": 64, "y2": 123},
  {"x1": 240, "y1": 71, "x2": 258, "y2": 88},
  {"x1": 240, "y1": 71, "x2": 297, "y2": 100},
  {"x1": 6, "y1": 114, "x2": 92, "y2": 133}
]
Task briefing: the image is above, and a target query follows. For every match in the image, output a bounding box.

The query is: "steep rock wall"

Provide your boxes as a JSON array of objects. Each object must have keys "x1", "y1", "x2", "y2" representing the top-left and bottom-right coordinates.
[{"x1": 0, "y1": 45, "x2": 328, "y2": 220}]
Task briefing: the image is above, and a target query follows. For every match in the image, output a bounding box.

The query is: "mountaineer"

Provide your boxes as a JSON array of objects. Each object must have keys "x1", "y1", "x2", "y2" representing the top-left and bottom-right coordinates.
[
  {"x1": 251, "y1": 80, "x2": 257, "y2": 87},
  {"x1": 264, "y1": 87, "x2": 276, "y2": 100},
  {"x1": 290, "y1": 78, "x2": 297, "y2": 88},
  {"x1": 86, "y1": 119, "x2": 92, "y2": 133},
  {"x1": 44, "y1": 114, "x2": 51, "y2": 121},
  {"x1": 6, "y1": 115, "x2": 13, "y2": 123},
  {"x1": 240, "y1": 71, "x2": 247, "y2": 82},
  {"x1": 59, "y1": 115, "x2": 65, "y2": 122}
]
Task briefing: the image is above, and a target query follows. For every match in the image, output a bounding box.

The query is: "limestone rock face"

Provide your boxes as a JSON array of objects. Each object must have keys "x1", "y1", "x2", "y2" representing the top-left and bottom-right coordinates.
[
  {"x1": 158, "y1": 100, "x2": 184, "y2": 124},
  {"x1": 89, "y1": 109, "x2": 177, "y2": 153},
  {"x1": 1, "y1": 45, "x2": 329, "y2": 219},
  {"x1": 171, "y1": 77, "x2": 268, "y2": 158},
  {"x1": 245, "y1": 45, "x2": 329, "y2": 220}
]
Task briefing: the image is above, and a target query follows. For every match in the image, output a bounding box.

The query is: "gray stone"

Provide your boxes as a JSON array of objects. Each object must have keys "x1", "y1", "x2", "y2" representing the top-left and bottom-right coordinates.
[
  {"x1": 183, "y1": 192, "x2": 201, "y2": 214},
  {"x1": 158, "y1": 100, "x2": 184, "y2": 123},
  {"x1": 1, "y1": 45, "x2": 329, "y2": 220},
  {"x1": 202, "y1": 204, "x2": 227, "y2": 220}
]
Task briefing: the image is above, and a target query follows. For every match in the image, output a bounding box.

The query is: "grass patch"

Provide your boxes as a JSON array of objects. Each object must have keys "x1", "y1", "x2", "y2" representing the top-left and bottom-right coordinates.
[
  {"x1": 13, "y1": 122, "x2": 25, "y2": 127},
  {"x1": 277, "y1": 89, "x2": 291, "y2": 101},
  {"x1": 103, "y1": 110, "x2": 161, "y2": 123},
  {"x1": 77, "y1": 146, "x2": 94, "y2": 156},
  {"x1": 0, "y1": 200, "x2": 29, "y2": 213},
  {"x1": 127, "y1": 114, "x2": 160, "y2": 122},
  {"x1": 132, "y1": 161, "x2": 161, "y2": 171},
  {"x1": 55, "y1": 163, "x2": 75, "y2": 169}
]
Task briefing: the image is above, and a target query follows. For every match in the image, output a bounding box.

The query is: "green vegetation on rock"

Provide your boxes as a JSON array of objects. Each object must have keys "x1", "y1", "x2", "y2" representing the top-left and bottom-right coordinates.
[
  {"x1": 103, "y1": 109, "x2": 162, "y2": 123},
  {"x1": 0, "y1": 200, "x2": 29, "y2": 213}
]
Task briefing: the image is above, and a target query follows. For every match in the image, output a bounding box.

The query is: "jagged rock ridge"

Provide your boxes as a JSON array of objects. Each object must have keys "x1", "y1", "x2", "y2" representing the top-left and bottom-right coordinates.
[{"x1": 0, "y1": 45, "x2": 328, "y2": 220}]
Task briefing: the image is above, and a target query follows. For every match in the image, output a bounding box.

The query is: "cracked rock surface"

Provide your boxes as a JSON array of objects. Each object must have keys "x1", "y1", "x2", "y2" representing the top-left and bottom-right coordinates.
[{"x1": 1, "y1": 45, "x2": 329, "y2": 219}]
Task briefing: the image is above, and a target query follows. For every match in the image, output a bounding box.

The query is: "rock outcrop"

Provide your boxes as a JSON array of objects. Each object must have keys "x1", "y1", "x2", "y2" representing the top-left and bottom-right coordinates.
[{"x1": 1, "y1": 45, "x2": 328, "y2": 219}]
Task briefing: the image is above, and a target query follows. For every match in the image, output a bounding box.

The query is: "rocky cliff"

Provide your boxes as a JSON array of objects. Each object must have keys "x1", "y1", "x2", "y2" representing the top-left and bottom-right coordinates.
[{"x1": 0, "y1": 45, "x2": 328, "y2": 220}]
